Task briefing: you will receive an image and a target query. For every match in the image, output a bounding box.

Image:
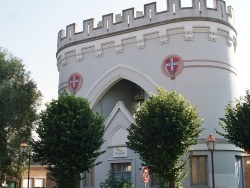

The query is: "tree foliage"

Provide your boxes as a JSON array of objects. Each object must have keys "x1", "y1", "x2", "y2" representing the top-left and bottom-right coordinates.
[
  {"x1": 32, "y1": 93, "x2": 105, "y2": 188},
  {"x1": 218, "y1": 89, "x2": 250, "y2": 152},
  {"x1": 0, "y1": 48, "x2": 41, "y2": 184},
  {"x1": 100, "y1": 171, "x2": 134, "y2": 188},
  {"x1": 127, "y1": 87, "x2": 202, "y2": 188}
]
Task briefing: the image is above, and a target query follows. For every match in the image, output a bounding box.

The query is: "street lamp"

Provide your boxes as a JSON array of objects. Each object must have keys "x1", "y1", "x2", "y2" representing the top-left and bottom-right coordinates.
[
  {"x1": 20, "y1": 143, "x2": 31, "y2": 188},
  {"x1": 206, "y1": 135, "x2": 216, "y2": 188}
]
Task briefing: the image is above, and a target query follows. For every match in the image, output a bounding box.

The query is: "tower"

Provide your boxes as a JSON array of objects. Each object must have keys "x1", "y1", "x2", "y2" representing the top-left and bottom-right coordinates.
[{"x1": 56, "y1": 0, "x2": 242, "y2": 187}]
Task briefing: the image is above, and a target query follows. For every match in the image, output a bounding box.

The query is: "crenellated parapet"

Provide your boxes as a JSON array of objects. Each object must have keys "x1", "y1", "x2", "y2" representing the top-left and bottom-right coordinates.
[{"x1": 57, "y1": 0, "x2": 235, "y2": 54}]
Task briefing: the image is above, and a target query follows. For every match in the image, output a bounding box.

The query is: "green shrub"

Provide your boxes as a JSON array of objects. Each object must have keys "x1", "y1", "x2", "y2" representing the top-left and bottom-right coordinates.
[{"x1": 100, "y1": 172, "x2": 134, "y2": 188}]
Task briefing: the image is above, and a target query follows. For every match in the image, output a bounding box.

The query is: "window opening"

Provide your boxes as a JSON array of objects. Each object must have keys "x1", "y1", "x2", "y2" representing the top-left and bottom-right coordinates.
[
  {"x1": 133, "y1": 86, "x2": 144, "y2": 105},
  {"x1": 83, "y1": 167, "x2": 95, "y2": 186},
  {"x1": 191, "y1": 156, "x2": 208, "y2": 186},
  {"x1": 180, "y1": 0, "x2": 192, "y2": 8},
  {"x1": 111, "y1": 163, "x2": 131, "y2": 182},
  {"x1": 235, "y1": 156, "x2": 244, "y2": 188}
]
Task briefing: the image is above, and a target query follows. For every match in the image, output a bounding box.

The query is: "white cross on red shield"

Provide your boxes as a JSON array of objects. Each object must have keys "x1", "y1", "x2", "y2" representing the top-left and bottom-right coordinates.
[
  {"x1": 165, "y1": 56, "x2": 180, "y2": 75},
  {"x1": 67, "y1": 73, "x2": 83, "y2": 93},
  {"x1": 161, "y1": 54, "x2": 184, "y2": 79}
]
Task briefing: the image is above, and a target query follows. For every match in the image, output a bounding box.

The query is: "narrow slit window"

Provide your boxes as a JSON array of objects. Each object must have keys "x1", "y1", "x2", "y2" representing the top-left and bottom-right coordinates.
[
  {"x1": 173, "y1": 3, "x2": 176, "y2": 14},
  {"x1": 127, "y1": 15, "x2": 130, "y2": 25},
  {"x1": 199, "y1": 1, "x2": 201, "y2": 12},
  {"x1": 87, "y1": 24, "x2": 90, "y2": 35},
  {"x1": 106, "y1": 20, "x2": 109, "y2": 30},
  {"x1": 149, "y1": 9, "x2": 152, "y2": 19},
  {"x1": 221, "y1": 5, "x2": 223, "y2": 17},
  {"x1": 69, "y1": 29, "x2": 72, "y2": 39}
]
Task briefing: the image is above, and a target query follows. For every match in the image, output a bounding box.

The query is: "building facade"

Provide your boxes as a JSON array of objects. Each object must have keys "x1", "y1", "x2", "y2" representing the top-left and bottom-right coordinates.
[
  {"x1": 56, "y1": 0, "x2": 244, "y2": 187},
  {"x1": 243, "y1": 155, "x2": 250, "y2": 188},
  {"x1": 21, "y1": 162, "x2": 47, "y2": 188}
]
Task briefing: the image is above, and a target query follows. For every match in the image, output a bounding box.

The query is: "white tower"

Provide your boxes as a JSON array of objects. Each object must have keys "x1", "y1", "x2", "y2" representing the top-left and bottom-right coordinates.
[{"x1": 57, "y1": 0, "x2": 242, "y2": 187}]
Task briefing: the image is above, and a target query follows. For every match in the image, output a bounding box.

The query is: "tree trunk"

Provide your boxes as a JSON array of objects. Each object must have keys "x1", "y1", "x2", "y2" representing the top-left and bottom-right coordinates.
[
  {"x1": 18, "y1": 177, "x2": 21, "y2": 188},
  {"x1": 73, "y1": 174, "x2": 81, "y2": 188},
  {"x1": 169, "y1": 180, "x2": 175, "y2": 188}
]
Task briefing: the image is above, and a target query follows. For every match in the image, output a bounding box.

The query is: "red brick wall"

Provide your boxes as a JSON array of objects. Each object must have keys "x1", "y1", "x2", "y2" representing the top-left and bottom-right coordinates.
[
  {"x1": 21, "y1": 165, "x2": 47, "y2": 188},
  {"x1": 244, "y1": 155, "x2": 250, "y2": 188}
]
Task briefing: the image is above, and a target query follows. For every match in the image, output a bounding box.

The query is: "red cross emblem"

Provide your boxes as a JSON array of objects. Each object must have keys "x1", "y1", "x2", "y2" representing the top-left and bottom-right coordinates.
[
  {"x1": 68, "y1": 73, "x2": 83, "y2": 93},
  {"x1": 162, "y1": 54, "x2": 184, "y2": 79}
]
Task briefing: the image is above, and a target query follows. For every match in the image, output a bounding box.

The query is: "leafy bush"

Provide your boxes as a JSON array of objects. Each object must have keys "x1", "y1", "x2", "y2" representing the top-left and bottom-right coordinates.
[{"x1": 100, "y1": 172, "x2": 134, "y2": 188}]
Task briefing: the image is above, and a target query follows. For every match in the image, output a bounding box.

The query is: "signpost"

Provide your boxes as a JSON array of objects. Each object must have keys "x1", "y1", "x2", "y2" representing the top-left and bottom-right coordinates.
[{"x1": 142, "y1": 166, "x2": 149, "y2": 188}]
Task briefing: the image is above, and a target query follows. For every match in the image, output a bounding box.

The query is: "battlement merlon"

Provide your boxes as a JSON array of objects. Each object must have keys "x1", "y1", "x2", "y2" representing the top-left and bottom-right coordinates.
[{"x1": 57, "y1": 0, "x2": 236, "y2": 53}]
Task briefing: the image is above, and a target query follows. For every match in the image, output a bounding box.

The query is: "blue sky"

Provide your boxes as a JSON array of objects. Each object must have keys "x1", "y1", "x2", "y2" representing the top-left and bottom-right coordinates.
[{"x1": 0, "y1": 0, "x2": 249, "y2": 108}]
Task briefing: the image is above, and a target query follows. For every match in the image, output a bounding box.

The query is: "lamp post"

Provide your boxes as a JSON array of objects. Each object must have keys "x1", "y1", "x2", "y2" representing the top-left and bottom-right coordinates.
[
  {"x1": 206, "y1": 135, "x2": 216, "y2": 188},
  {"x1": 20, "y1": 143, "x2": 31, "y2": 188}
]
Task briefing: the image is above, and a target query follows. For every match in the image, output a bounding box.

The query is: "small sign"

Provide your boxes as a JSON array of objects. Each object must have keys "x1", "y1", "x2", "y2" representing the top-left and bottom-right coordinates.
[
  {"x1": 142, "y1": 166, "x2": 149, "y2": 183},
  {"x1": 113, "y1": 147, "x2": 127, "y2": 158}
]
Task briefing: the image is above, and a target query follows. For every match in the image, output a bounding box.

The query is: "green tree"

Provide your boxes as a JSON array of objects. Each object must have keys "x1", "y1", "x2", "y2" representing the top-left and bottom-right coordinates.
[
  {"x1": 217, "y1": 89, "x2": 250, "y2": 152},
  {"x1": 100, "y1": 171, "x2": 134, "y2": 188},
  {"x1": 127, "y1": 87, "x2": 202, "y2": 188},
  {"x1": 0, "y1": 48, "x2": 41, "y2": 186},
  {"x1": 32, "y1": 93, "x2": 105, "y2": 188}
]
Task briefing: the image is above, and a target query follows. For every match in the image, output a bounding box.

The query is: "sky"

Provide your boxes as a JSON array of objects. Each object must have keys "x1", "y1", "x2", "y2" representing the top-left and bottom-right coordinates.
[{"x1": 0, "y1": 0, "x2": 249, "y2": 109}]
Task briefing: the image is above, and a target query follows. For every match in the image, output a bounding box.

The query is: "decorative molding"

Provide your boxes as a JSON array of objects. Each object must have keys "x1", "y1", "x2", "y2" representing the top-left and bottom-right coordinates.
[
  {"x1": 57, "y1": 0, "x2": 236, "y2": 54},
  {"x1": 209, "y1": 26, "x2": 217, "y2": 42},
  {"x1": 184, "y1": 59, "x2": 236, "y2": 69},
  {"x1": 183, "y1": 59, "x2": 237, "y2": 75},
  {"x1": 95, "y1": 48, "x2": 103, "y2": 58},
  {"x1": 76, "y1": 53, "x2": 83, "y2": 61},
  {"x1": 184, "y1": 65, "x2": 237, "y2": 76},
  {"x1": 62, "y1": 59, "x2": 67, "y2": 67},
  {"x1": 86, "y1": 65, "x2": 157, "y2": 108},
  {"x1": 160, "y1": 35, "x2": 168, "y2": 44},
  {"x1": 185, "y1": 31, "x2": 193, "y2": 41},
  {"x1": 57, "y1": 24, "x2": 236, "y2": 65},
  {"x1": 104, "y1": 101, "x2": 135, "y2": 130},
  {"x1": 209, "y1": 31, "x2": 217, "y2": 42},
  {"x1": 115, "y1": 44, "x2": 123, "y2": 54},
  {"x1": 137, "y1": 40, "x2": 145, "y2": 49}
]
